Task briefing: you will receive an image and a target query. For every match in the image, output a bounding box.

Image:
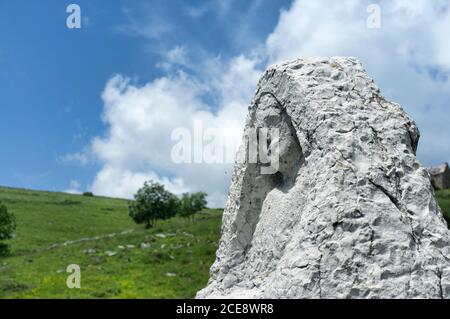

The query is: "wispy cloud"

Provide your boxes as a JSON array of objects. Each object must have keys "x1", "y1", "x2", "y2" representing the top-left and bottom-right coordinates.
[
  {"x1": 114, "y1": 4, "x2": 173, "y2": 39},
  {"x1": 156, "y1": 46, "x2": 190, "y2": 71},
  {"x1": 183, "y1": 0, "x2": 233, "y2": 19},
  {"x1": 57, "y1": 151, "x2": 90, "y2": 166}
]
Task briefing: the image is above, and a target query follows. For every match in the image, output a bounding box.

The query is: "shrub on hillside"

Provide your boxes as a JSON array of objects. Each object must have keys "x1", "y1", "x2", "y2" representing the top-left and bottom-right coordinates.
[
  {"x1": 128, "y1": 181, "x2": 178, "y2": 229},
  {"x1": 178, "y1": 192, "x2": 208, "y2": 220},
  {"x1": 0, "y1": 202, "x2": 16, "y2": 256},
  {"x1": 83, "y1": 192, "x2": 94, "y2": 197}
]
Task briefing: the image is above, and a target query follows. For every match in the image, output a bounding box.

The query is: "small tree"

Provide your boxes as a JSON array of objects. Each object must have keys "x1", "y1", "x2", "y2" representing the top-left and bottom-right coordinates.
[
  {"x1": 178, "y1": 192, "x2": 207, "y2": 220},
  {"x1": 191, "y1": 192, "x2": 207, "y2": 216},
  {"x1": 0, "y1": 202, "x2": 16, "y2": 255},
  {"x1": 178, "y1": 193, "x2": 193, "y2": 219},
  {"x1": 128, "y1": 181, "x2": 178, "y2": 229}
]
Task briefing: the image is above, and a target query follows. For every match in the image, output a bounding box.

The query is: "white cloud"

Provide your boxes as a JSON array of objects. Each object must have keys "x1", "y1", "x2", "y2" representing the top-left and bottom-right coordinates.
[
  {"x1": 87, "y1": 0, "x2": 450, "y2": 206},
  {"x1": 265, "y1": 0, "x2": 450, "y2": 166},
  {"x1": 267, "y1": 0, "x2": 450, "y2": 71},
  {"x1": 89, "y1": 56, "x2": 261, "y2": 207}
]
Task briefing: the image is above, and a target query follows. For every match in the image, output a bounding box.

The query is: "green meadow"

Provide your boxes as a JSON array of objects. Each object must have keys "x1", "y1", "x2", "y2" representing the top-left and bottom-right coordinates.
[
  {"x1": 0, "y1": 186, "x2": 448, "y2": 299},
  {"x1": 0, "y1": 187, "x2": 222, "y2": 298}
]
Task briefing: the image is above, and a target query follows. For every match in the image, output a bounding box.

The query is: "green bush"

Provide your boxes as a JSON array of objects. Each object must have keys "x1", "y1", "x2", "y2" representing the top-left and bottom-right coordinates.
[
  {"x1": 128, "y1": 181, "x2": 178, "y2": 229},
  {"x1": 178, "y1": 192, "x2": 207, "y2": 220},
  {"x1": 0, "y1": 202, "x2": 16, "y2": 256},
  {"x1": 83, "y1": 192, "x2": 94, "y2": 197}
]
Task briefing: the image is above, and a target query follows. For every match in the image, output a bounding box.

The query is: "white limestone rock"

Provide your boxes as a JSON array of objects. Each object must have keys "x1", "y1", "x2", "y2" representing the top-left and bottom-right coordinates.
[{"x1": 197, "y1": 57, "x2": 450, "y2": 299}]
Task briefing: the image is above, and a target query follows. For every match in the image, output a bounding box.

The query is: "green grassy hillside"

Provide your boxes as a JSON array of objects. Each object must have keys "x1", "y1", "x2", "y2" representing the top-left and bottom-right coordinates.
[
  {"x1": 0, "y1": 186, "x2": 448, "y2": 299},
  {"x1": 0, "y1": 187, "x2": 222, "y2": 298}
]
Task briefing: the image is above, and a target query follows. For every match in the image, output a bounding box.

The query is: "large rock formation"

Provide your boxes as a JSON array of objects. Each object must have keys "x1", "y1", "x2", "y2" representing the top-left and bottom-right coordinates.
[{"x1": 197, "y1": 57, "x2": 450, "y2": 299}]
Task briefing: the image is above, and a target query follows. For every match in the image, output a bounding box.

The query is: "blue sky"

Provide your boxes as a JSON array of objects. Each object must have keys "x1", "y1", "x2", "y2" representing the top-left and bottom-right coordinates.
[
  {"x1": 0, "y1": 0, "x2": 289, "y2": 194},
  {"x1": 0, "y1": 0, "x2": 449, "y2": 206}
]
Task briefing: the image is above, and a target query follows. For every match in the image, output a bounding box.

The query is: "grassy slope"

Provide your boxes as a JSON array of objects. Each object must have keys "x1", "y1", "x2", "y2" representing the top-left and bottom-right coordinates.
[
  {"x1": 0, "y1": 186, "x2": 448, "y2": 299},
  {"x1": 437, "y1": 189, "x2": 450, "y2": 226},
  {"x1": 0, "y1": 187, "x2": 222, "y2": 298}
]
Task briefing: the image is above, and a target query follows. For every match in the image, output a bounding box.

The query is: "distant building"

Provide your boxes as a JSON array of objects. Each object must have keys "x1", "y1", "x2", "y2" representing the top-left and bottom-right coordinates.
[{"x1": 428, "y1": 163, "x2": 450, "y2": 190}]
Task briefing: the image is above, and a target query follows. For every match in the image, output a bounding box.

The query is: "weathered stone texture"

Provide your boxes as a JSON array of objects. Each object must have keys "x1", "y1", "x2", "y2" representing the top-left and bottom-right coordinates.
[{"x1": 197, "y1": 57, "x2": 450, "y2": 299}]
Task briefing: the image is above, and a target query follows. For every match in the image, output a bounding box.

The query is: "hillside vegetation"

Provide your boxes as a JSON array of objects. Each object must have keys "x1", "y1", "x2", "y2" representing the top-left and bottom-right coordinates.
[
  {"x1": 0, "y1": 187, "x2": 222, "y2": 298},
  {"x1": 0, "y1": 186, "x2": 448, "y2": 299},
  {"x1": 437, "y1": 189, "x2": 450, "y2": 226}
]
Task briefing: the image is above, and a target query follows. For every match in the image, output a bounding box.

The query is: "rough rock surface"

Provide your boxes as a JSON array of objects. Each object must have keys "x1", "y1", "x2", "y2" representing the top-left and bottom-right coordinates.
[{"x1": 197, "y1": 57, "x2": 450, "y2": 299}]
